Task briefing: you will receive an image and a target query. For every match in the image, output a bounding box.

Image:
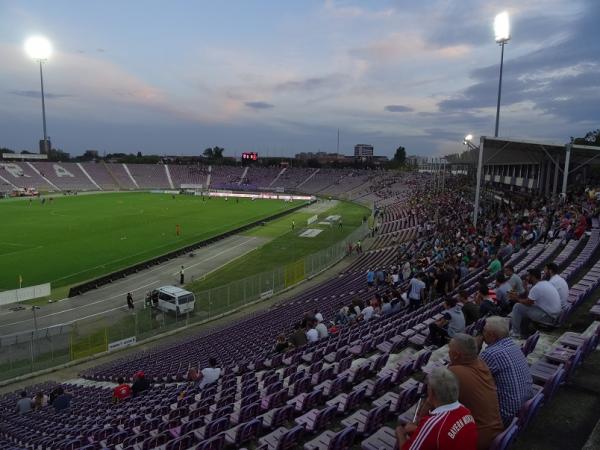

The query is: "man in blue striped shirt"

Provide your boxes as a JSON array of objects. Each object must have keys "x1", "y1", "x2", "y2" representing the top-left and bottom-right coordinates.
[{"x1": 480, "y1": 316, "x2": 533, "y2": 427}]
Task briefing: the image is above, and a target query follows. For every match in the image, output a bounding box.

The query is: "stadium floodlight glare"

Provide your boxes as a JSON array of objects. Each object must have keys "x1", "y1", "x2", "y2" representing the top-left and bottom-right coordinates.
[
  {"x1": 465, "y1": 134, "x2": 473, "y2": 142},
  {"x1": 493, "y1": 12, "x2": 510, "y2": 138},
  {"x1": 494, "y1": 12, "x2": 510, "y2": 43},
  {"x1": 24, "y1": 36, "x2": 52, "y2": 153},
  {"x1": 25, "y1": 36, "x2": 52, "y2": 60}
]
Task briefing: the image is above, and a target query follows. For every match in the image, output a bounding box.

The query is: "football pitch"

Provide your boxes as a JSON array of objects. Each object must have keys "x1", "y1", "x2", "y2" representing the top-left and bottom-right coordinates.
[{"x1": 0, "y1": 193, "x2": 298, "y2": 291}]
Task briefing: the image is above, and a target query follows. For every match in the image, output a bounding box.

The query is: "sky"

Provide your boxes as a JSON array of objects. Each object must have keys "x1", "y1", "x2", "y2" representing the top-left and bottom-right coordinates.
[{"x1": 0, "y1": 0, "x2": 598, "y2": 158}]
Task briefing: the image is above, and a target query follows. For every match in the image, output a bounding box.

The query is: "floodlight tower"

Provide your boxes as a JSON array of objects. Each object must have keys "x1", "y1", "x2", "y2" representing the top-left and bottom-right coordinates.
[
  {"x1": 494, "y1": 12, "x2": 510, "y2": 137},
  {"x1": 25, "y1": 36, "x2": 52, "y2": 153}
]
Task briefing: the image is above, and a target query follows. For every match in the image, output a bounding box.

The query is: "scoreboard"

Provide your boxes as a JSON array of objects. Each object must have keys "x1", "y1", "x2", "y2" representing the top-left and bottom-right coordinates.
[{"x1": 242, "y1": 152, "x2": 258, "y2": 161}]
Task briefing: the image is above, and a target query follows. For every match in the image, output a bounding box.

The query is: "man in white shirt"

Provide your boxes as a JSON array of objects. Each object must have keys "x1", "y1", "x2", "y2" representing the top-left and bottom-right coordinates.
[
  {"x1": 509, "y1": 268, "x2": 561, "y2": 338},
  {"x1": 306, "y1": 321, "x2": 319, "y2": 343},
  {"x1": 315, "y1": 317, "x2": 328, "y2": 339},
  {"x1": 361, "y1": 304, "x2": 375, "y2": 321},
  {"x1": 199, "y1": 358, "x2": 221, "y2": 388},
  {"x1": 544, "y1": 263, "x2": 569, "y2": 309}
]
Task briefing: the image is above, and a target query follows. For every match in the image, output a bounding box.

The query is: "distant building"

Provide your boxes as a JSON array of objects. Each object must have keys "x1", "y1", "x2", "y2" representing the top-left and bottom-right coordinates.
[
  {"x1": 39, "y1": 139, "x2": 51, "y2": 154},
  {"x1": 354, "y1": 144, "x2": 373, "y2": 160}
]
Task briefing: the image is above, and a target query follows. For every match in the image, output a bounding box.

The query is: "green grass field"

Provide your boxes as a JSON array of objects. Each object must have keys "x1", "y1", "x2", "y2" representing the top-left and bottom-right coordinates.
[
  {"x1": 0, "y1": 193, "x2": 298, "y2": 291},
  {"x1": 187, "y1": 200, "x2": 370, "y2": 292}
]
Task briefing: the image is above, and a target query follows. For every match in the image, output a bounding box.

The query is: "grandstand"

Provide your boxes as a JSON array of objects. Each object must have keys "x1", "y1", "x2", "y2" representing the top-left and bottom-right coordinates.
[{"x1": 1, "y1": 169, "x2": 599, "y2": 450}]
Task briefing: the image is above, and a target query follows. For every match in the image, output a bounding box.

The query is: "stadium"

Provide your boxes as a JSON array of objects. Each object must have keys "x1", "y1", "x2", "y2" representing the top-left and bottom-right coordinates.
[{"x1": 1, "y1": 3, "x2": 600, "y2": 450}]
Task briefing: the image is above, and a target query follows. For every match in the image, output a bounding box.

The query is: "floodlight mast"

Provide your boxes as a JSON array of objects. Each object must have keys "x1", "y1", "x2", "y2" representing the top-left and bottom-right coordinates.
[
  {"x1": 463, "y1": 134, "x2": 483, "y2": 226},
  {"x1": 494, "y1": 12, "x2": 510, "y2": 138},
  {"x1": 25, "y1": 36, "x2": 52, "y2": 153}
]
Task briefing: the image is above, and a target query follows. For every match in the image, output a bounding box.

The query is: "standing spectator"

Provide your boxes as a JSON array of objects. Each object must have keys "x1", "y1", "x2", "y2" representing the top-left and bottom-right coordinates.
[
  {"x1": 132, "y1": 371, "x2": 151, "y2": 397},
  {"x1": 407, "y1": 273, "x2": 426, "y2": 310},
  {"x1": 16, "y1": 391, "x2": 32, "y2": 415},
  {"x1": 288, "y1": 322, "x2": 308, "y2": 348},
  {"x1": 509, "y1": 268, "x2": 561, "y2": 338},
  {"x1": 366, "y1": 269, "x2": 375, "y2": 287},
  {"x1": 544, "y1": 262, "x2": 569, "y2": 309},
  {"x1": 52, "y1": 387, "x2": 73, "y2": 412},
  {"x1": 402, "y1": 261, "x2": 412, "y2": 282},
  {"x1": 480, "y1": 317, "x2": 533, "y2": 427},
  {"x1": 199, "y1": 358, "x2": 221, "y2": 388},
  {"x1": 395, "y1": 367, "x2": 478, "y2": 450},
  {"x1": 428, "y1": 297, "x2": 465, "y2": 347},
  {"x1": 126, "y1": 292, "x2": 134, "y2": 310},
  {"x1": 448, "y1": 334, "x2": 504, "y2": 450},
  {"x1": 113, "y1": 378, "x2": 132, "y2": 403}
]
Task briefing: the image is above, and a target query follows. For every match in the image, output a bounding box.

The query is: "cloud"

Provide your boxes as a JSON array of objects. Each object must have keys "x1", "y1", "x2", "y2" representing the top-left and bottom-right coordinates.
[
  {"x1": 275, "y1": 74, "x2": 346, "y2": 92},
  {"x1": 323, "y1": 0, "x2": 394, "y2": 20},
  {"x1": 384, "y1": 104, "x2": 413, "y2": 113},
  {"x1": 10, "y1": 90, "x2": 72, "y2": 99},
  {"x1": 245, "y1": 101, "x2": 274, "y2": 110}
]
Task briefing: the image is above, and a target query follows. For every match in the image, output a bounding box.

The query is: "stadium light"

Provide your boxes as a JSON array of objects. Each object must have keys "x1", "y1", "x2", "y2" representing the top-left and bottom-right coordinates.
[
  {"x1": 24, "y1": 36, "x2": 52, "y2": 154},
  {"x1": 494, "y1": 12, "x2": 510, "y2": 43},
  {"x1": 493, "y1": 12, "x2": 510, "y2": 137}
]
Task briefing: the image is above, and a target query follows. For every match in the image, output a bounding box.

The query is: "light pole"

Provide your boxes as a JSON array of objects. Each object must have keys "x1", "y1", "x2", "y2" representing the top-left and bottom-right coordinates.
[
  {"x1": 31, "y1": 305, "x2": 41, "y2": 360},
  {"x1": 25, "y1": 36, "x2": 52, "y2": 153},
  {"x1": 464, "y1": 134, "x2": 483, "y2": 226},
  {"x1": 494, "y1": 12, "x2": 510, "y2": 137}
]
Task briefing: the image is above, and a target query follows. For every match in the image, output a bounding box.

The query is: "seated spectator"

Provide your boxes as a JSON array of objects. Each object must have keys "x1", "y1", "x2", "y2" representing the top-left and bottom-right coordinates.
[
  {"x1": 313, "y1": 308, "x2": 323, "y2": 323},
  {"x1": 113, "y1": 377, "x2": 132, "y2": 403},
  {"x1": 487, "y1": 253, "x2": 502, "y2": 275},
  {"x1": 448, "y1": 334, "x2": 504, "y2": 450},
  {"x1": 315, "y1": 318, "x2": 329, "y2": 339},
  {"x1": 504, "y1": 264, "x2": 524, "y2": 295},
  {"x1": 395, "y1": 367, "x2": 478, "y2": 450},
  {"x1": 273, "y1": 334, "x2": 289, "y2": 353},
  {"x1": 306, "y1": 320, "x2": 319, "y2": 343},
  {"x1": 475, "y1": 284, "x2": 501, "y2": 317},
  {"x1": 16, "y1": 391, "x2": 32, "y2": 415},
  {"x1": 199, "y1": 358, "x2": 221, "y2": 388},
  {"x1": 52, "y1": 387, "x2": 73, "y2": 412},
  {"x1": 132, "y1": 371, "x2": 151, "y2": 396},
  {"x1": 544, "y1": 262, "x2": 569, "y2": 309},
  {"x1": 288, "y1": 322, "x2": 308, "y2": 347},
  {"x1": 509, "y1": 268, "x2": 561, "y2": 338},
  {"x1": 381, "y1": 296, "x2": 392, "y2": 315},
  {"x1": 428, "y1": 296, "x2": 465, "y2": 347},
  {"x1": 334, "y1": 305, "x2": 349, "y2": 325},
  {"x1": 32, "y1": 391, "x2": 48, "y2": 410},
  {"x1": 186, "y1": 367, "x2": 199, "y2": 382},
  {"x1": 360, "y1": 302, "x2": 375, "y2": 321},
  {"x1": 458, "y1": 290, "x2": 479, "y2": 326},
  {"x1": 480, "y1": 317, "x2": 533, "y2": 427},
  {"x1": 494, "y1": 273, "x2": 512, "y2": 315}
]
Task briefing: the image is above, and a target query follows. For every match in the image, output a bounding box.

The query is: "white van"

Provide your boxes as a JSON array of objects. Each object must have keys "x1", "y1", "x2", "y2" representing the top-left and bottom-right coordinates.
[{"x1": 147, "y1": 286, "x2": 195, "y2": 315}]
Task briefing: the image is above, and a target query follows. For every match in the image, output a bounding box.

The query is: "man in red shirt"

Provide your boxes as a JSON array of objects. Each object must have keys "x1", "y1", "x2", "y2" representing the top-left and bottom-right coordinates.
[
  {"x1": 113, "y1": 377, "x2": 132, "y2": 403},
  {"x1": 396, "y1": 367, "x2": 478, "y2": 450}
]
